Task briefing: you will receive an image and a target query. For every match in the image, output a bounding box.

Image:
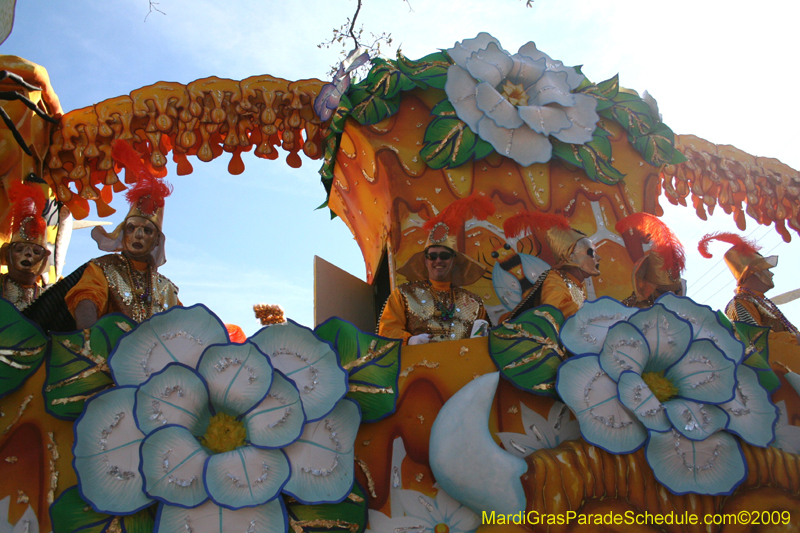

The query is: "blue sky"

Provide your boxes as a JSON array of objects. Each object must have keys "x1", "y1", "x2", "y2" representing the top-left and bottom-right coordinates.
[{"x1": 4, "y1": 0, "x2": 799, "y2": 333}]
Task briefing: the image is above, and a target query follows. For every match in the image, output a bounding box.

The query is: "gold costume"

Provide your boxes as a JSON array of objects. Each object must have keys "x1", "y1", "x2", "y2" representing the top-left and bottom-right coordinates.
[
  {"x1": 510, "y1": 269, "x2": 586, "y2": 320},
  {"x1": 726, "y1": 288, "x2": 798, "y2": 342},
  {"x1": 65, "y1": 254, "x2": 179, "y2": 323},
  {"x1": 0, "y1": 273, "x2": 43, "y2": 311},
  {"x1": 378, "y1": 279, "x2": 487, "y2": 344}
]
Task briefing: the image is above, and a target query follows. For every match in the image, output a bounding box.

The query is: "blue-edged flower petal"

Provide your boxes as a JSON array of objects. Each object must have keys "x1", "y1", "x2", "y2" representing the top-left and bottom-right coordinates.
[
  {"x1": 518, "y1": 104, "x2": 570, "y2": 136},
  {"x1": 525, "y1": 70, "x2": 574, "y2": 107},
  {"x1": 248, "y1": 320, "x2": 347, "y2": 423},
  {"x1": 464, "y1": 42, "x2": 513, "y2": 88},
  {"x1": 244, "y1": 370, "x2": 305, "y2": 449},
  {"x1": 646, "y1": 429, "x2": 746, "y2": 495},
  {"x1": 447, "y1": 32, "x2": 501, "y2": 69},
  {"x1": 556, "y1": 355, "x2": 646, "y2": 454},
  {"x1": 617, "y1": 371, "x2": 670, "y2": 432},
  {"x1": 597, "y1": 322, "x2": 649, "y2": 381},
  {"x1": 560, "y1": 297, "x2": 636, "y2": 356},
  {"x1": 155, "y1": 497, "x2": 288, "y2": 533},
  {"x1": 657, "y1": 293, "x2": 744, "y2": 365},
  {"x1": 109, "y1": 305, "x2": 229, "y2": 387},
  {"x1": 552, "y1": 93, "x2": 599, "y2": 144},
  {"x1": 720, "y1": 365, "x2": 778, "y2": 447},
  {"x1": 135, "y1": 363, "x2": 211, "y2": 437},
  {"x1": 475, "y1": 82, "x2": 524, "y2": 129},
  {"x1": 445, "y1": 65, "x2": 482, "y2": 132},
  {"x1": 140, "y1": 425, "x2": 209, "y2": 508},
  {"x1": 506, "y1": 55, "x2": 547, "y2": 88},
  {"x1": 628, "y1": 304, "x2": 692, "y2": 373},
  {"x1": 197, "y1": 343, "x2": 273, "y2": 418},
  {"x1": 665, "y1": 339, "x2": 736, "y2": 404},
  {"x1": 204, "y1": 446, "x2": 290, "y2": 509},
  {"x1": 516, "y1": 42, "x2": 585, "y2": 89},
  {"x1": 282, "y1": 398, "x2": 361, "y2": 505},
  {"x1": 664, "y1": 399, "x2": 727, "y2": 440},
  {"x1": 73, "y1": 387, "x2": 153, "y2": 514},
  {"x1": 772, "y1": 400, "x2": 800, "y2": 454},
  {"x1": 476, "y1": 118, "x2": 552, "y2": 166}
]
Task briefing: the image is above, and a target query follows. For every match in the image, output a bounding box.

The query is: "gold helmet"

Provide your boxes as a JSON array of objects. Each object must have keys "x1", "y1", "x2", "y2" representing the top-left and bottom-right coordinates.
[
  {"x1": 1, "y1": 181, "x2": 50, "y2": 275},
  {"x1": 503, "y1": 210, "x2": 587, "y2": 269},
  {"x1": 91, "y1": 140, "x2": 172, "y2": 266},
  {"x1": 698, "y1": 232, "x2": 775, "y2": 284}
]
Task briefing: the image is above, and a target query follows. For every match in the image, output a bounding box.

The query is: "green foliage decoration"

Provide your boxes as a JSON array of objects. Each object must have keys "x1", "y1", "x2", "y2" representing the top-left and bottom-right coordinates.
[
  {"x1": 50, "y1": 486, "x2": 155, "y2": 533},
  {"x1": 489, "y1": 305, "x2": 565, "y2": 397},
  {"x1": 44, "y1": 313, "x2": 136, "y2": 420},
  {"x1": 0, "y1": 299, "x2": 47, "y2": 398},
  {"x1": 732, "y1": 321, "x2": 780, "y2": 393},
  {"x1": 314, "y1": 317, "x2": 401, "y2": 422},
  {"x1": 285, "y1": 481, "x2": 369, "y2": 533}
]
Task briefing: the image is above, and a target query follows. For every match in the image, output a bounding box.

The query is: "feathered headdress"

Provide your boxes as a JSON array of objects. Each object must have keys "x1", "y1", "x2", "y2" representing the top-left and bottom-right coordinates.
[
  {"x1": 697, "y1": 232, "x2": 760, "y2": 259},
  {"x1": 398, "y1": 193, "x2": 494, "y2": 287},
  {"x1": 697, "y1": 231, "x2": 774, "y2": 284},
  {"x1": 616, "y1": 212, "x2": 686, "y2": 276},
  {"x1": 8, "y1": 181, "x2": 47, "y2": 245},
  {"x1": 90, "y1": 140, "x2": 173, "y2": 266},
  {"x1": 503, "y1": 210, "x2": 585, "y2": 267}
]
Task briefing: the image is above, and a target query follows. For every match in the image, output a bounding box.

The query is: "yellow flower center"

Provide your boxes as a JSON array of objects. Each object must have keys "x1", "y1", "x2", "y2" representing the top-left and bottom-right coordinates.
[
  {"x1": 434, "y1": 524, "x2": 450, "y2": 533},
  {"x1": 641, "y1": 371, "x2": 678, "y2": 403},
  {"x1": 201, "y1": 412, "x2": 247, "y2": 454},
  {"x1": 501, "y1": 80, "x2": 529, "y2": 107}
]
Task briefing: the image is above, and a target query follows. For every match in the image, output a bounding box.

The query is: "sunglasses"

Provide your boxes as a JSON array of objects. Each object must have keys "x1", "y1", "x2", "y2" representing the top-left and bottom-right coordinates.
[{"x1": 426, "y1": 251, "x2": 453, "y2": 261}]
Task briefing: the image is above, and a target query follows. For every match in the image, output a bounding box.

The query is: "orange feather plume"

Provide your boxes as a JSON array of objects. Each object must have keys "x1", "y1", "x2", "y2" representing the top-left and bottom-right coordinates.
[
  {"x1": 113, "y1": 140, "x2": 172, "y2": 216},
  {"x1": 616, "y1": 212, "x2": 686, "y2": 275},
  {"x1": 8, "y1": 181, "x2": 47, "y2": 239},
  {"x1": 423, "y1": 193, "x2": 495, "y2": 231},
  {"x1": 698, "y1": 232, "x2": 760, "y2": 259},
  {"x1": 503, "y1": 210, "x2": 571, "y2": 240}
]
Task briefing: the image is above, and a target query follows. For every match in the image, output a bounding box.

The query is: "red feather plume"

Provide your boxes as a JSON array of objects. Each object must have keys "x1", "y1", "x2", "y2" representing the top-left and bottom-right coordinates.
[
  {"x1": 503, "y1": 210, "x2": 571, "y2": 240},
  {"x1": 697, "y1": 232, "x2": 760, "y2": 259},
  {"x1": 616, "y1": 212, "x2": 686, "y2": 275},
  {"x1": 423, "y1": 193, "x2": 495, "y2": 231},
  {"x1": 8, "y1": 181, "x2": 47, "y2": 239},
  {"x1": 113, "y1": 140, "x2": 172, "y2": 215}
]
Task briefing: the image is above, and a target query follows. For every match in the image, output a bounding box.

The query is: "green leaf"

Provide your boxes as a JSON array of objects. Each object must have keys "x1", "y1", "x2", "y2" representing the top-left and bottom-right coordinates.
[
  {"x1": 44, "y1": 313, "x2": 136, "y2": 420},
  {"x1": 0, "y1": 299, "x2": 47, "y2": 398},
  {"x1": 430, "y1": 98, "x2": 456, "y2": 117},
  {"x1": 551, "y1": 128, "x2": 625, "y2": 185},
  {"x1": 364, "y1": 58, "x2": 416, "y2": 100},
  {"x1": 733, "y1": 321, "x2": 780, "y2": 393},
  {"x1": 285, "y1": 481, "x2": 368, "y2": 533},
  {"x1": 396, "y1": 50, "x2": 452, "y2": 90},
  {"x1": 348, "y1": 88, "x2": 400, "y2": 126},
  {"x1": 577, "y1": 74, "x2": 619, "y2": 112},
  {"x1": 489, "y1": 305, "x2": 565, "y2": 397},
  {"x1": 600, "y1": 91, "x2": 657, "y2": 137},
  {"x1": 420, "y1": 115, "x2": 493, "y2": 169},
  {"x1": 629, "y1": 122, "x2": 681, "y2": 167},
  {"x1": 50, "y1": 486, "x2": 155, "y2": 533},
  {"x1": 314, "y1": 318, "x2": 400, "y2": 422}
]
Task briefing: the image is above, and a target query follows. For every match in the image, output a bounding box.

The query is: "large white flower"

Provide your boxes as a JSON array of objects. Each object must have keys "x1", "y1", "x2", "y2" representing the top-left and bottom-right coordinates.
[
  {"x1": 445, "y1": 32, "x2": 599, "y2": 166},
  {"x1": 366, "y1": 486, "x2": 480, "y2": 533},
  {"x1": 72, "y1": 305, "x2": 359, "y2": 533},
  {"x1": 556, "y1": 295, "x2": 778, "y2": 495}
]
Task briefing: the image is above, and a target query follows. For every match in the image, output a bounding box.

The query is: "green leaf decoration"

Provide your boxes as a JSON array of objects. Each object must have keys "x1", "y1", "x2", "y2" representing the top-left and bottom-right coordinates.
[
  {"x1": 0, "y1": 299, "x2": 47, "y2": 398},
  {"x1": 577, "y1": 74, "x2": 619, "y2": 112},
  {"x1": 629, "y1": 122, "x2": 682, "y2": 167},
  {"x1": 420, "y1": 115, "x2": 493, "y2": 169},
  {"x1": 489, "y1": 305, "x2": 565, "y2": 397},
  {"x1": 430, "y1": 98, "x2": 457, "y2": 117},
  {"x1": 600, "y1": 91, "x2": 657, "y2": 137},
  {"x1": 733, "y1": 321, "x2": 780, "y2": 393},
  {"x1": 348, "y1": 87, "x2": 400, "y2": 126},
  {"x1": 364, "y1": 58, "x2": 416, "y2": 100},
  {"x1": 285, "y1": 481, "x2": 368, "y2": 533},
  {"x1": 50, "y1": 486, "x2": 155, "y2": 533},
  {"x1": 314, "y1": 317, "x2": 400, "y2": 422},
  {"x1": 44, "y1": 313, "x2": 136, "y2": 420},
  {"x1": 396, "y1": 50, "x2": 452, "y2": 90},
  {"x1": 551, "y1": 127, "x2": 625, "y2": 185}
]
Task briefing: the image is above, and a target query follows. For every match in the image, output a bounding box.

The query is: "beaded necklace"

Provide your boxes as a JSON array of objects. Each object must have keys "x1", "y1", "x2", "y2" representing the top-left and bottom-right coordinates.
[
  {"x1": 557, "y1": 270, "x2": 586, "y2": 308},
  {"x1": 1, "y1": 274, "x2": 40, "y2": 311},
  {"x1": 737, "y1": 287, "x2": 799, "y2": 334},
  {"x1": 430, "y1": 282, "x2": 456, "y2": 321},
  {"x1": 123, "y1": 256, "x2": 154, "y2": 322}
]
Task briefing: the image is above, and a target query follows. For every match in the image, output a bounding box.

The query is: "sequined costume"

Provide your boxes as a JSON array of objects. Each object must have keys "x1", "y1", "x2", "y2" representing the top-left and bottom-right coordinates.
[
  {"x1": 378, "y1": 279, "x2": 487, "y2": 344},
  {"x1": 65, "y1": 254, "x2": 179, "y2": 323},
  {"x1": 0, "y1": 272, "x2": 43, "y2": 311},
  {"x1": 508, "y1": 269, "x2": 586, "y2": 320},
  {"x1": 726, "y1": 288, "x2": 798, "y2": 339}
]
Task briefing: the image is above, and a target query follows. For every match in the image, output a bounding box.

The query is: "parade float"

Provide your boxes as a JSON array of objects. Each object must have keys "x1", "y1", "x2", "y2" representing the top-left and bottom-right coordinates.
[{"x1": 1, "y1": 23, "x2": 800, "y2": 533}]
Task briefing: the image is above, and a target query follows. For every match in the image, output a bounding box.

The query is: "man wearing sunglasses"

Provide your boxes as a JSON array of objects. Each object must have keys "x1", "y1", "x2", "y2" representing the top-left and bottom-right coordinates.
[
  {"x1": 1, "y1": 182, "x2": 51, "y2": 311},
  {"x1": 378, "y1": 195, "x2": 492, "y2": 345}
]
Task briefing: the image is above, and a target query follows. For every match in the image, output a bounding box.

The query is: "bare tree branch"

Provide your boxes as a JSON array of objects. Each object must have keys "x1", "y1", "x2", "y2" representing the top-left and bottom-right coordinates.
[{"x1": 145, "y1": 0, "x2": 166, "y2": 22}]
